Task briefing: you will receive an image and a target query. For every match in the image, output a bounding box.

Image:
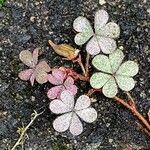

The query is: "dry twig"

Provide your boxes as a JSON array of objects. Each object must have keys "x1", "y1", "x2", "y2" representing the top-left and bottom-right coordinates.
[{"x1": 11, "y1": 110, "x2": 43, "y2": 150}]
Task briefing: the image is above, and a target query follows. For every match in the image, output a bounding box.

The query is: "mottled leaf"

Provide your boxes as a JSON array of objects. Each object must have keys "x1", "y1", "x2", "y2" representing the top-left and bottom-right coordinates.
[
  {"x1": 102, "y1": 77, "x2": 118, "y2": 98},
  {"x1": 116, "y1": 61, "x2": 139, "y2": 76},
  {"x1": 36, "y1": 61, "x2": 51, "y2": 72},
  {"x1": 53, "y1": 113, "x2": 72, "y2": 132},
  {"x1": 86, "y1": 36, "x2": 101, "y2": 55},
  {"x1": 35, "y1": 70, "x2": 48, "y2": 84},
  {"x1": 109, "y1": 49, "x2": 124, "y2": 73},
  {"x1": 69, "y1": 113, "x2": 83, "y2": 135},
  {"x1": 92, "y1": 55, "x2": 112, "y2": 73},
  {"x1": 49, "y1": 99, "x2": 72, "y2": 114},
  {"x1": 47, "y1": 85, "x2": 64, "y2": 99},
  {"x1": 73, "y1": 16, "x2": 93, "y2": 45},
  {"x1": 19, "y1": 50, "x2": 36, "y2": 68},
  {"x1": 97, "y1": 22, "x2": 120, "y2": 38},
  {"x1": 18, "y1": 69, "x2": 33, "y2": 81},
  {"x1": 115, "y1": 75, "x2": 136, "y2": 91},
  {"x1": 60, "y1": 90, "x2": 75, "y2": 110},
  {"x1": 96, "y1": 36, "x2": 117, "y2": 54},
  {"x1": 90, "y1": 72, "x2": 111, "y2": 89},
  {"x1": 75, "y1": 95, "x2": 91, "y2": 110},
  {"x1": 76, "y1": 107, "x2": 97, "y2": 123},
  {"x1": 95, "y1": 9, "x2": 109, "y2": 33}
]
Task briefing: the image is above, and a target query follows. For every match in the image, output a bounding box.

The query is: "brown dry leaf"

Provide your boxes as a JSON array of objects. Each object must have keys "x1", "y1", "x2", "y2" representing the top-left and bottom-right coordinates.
[{"x1": 48, "y1": 40, "x2": 80, "y2": 60}]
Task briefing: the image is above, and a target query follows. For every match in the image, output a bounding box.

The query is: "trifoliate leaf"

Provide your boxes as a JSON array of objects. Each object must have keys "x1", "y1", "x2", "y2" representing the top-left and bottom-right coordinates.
[
  {"x1": 116, "y1": 61, "x2": 139, "y2": 76},
  {"x1": 102, "y1": 77, "x2": 118, "y2": 98},
  {"x1": 115, "y1": 75, "x2": 135, "y2": 91},
  {"x1": 92, "y1": 55, "x2": 112, "y2": 73},
  {"x1": 90, "y1": 72, "x2": 111, "y2": 89}
]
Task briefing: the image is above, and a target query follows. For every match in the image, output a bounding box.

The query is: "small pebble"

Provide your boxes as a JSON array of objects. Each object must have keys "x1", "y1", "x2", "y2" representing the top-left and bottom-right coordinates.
[{"x1": 99, "y1": 0, "x2": 106, "y2": 5}]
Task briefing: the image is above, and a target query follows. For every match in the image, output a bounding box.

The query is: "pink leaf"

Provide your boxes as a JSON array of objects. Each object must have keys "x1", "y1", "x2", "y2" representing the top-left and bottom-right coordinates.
[
  {"x1": 66, "y1": 85, "x2": 78, "y2": 95},
  {"x1": 52, "y1": 68, "x2": 66, "y2": 83},
  {"x1": 48, "y1": 68, "x2": 66, "y2": 85},
  {"x1": 48, "y1": 74, "x2": 62, "y2": 85},
  {"x1": 64, "y1": 76, "x2": 74, "y2": 86},
  {"x1": 18, "y1": 69, "x2": 33, "y2": 81},
  {"x1": 64, "y1": 76, "x2": 78, "y2": 95},
  {"x1": 47, "y1": 85, "x2": 64, "y2": 99}
]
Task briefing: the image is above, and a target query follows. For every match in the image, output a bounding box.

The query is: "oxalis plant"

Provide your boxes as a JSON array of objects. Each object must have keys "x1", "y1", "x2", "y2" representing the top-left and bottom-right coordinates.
[{"x1": 17, "y1": 10, "x2": 150, "y2": 137}]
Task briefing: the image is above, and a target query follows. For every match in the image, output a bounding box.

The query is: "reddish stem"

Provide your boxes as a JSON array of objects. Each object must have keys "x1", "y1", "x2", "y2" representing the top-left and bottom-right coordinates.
[
  {"x1": 85, "y1": 53, "x2": 90, "y2": 77},
  {"x1": 87, "y1": 89, "x2": 150, "y2": 133},
  {"x1": 113, "y1": 96, "x2": 150, "y2": 131}
]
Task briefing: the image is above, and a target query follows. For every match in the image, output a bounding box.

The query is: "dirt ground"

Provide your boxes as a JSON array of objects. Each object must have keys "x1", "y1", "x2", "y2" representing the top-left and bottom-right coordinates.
[{"x1": 0, "y1": 0, "x2": 150, "y2": 149}]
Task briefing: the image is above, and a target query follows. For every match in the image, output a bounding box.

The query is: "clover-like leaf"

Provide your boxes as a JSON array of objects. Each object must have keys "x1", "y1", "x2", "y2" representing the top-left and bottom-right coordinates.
[
  {"x1": 47, "y1": 69, "x2": 78, "y2": 100},
  {"x1": 18, "y1": 49, "x2": 50, "y2": 86},
  {"x1": 90, "y1": 49, "x2": 139, "y2": 98},
  {"x1": 73, "y1": 9, "x2": 120, "y2": 55},
  {"x1": 49, "y1": 90, "x2": 97, "y2": 135}
]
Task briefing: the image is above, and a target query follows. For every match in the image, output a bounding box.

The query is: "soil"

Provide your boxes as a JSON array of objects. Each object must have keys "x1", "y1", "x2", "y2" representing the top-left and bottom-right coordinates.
[{"x1": 0, "y1": 0, "x2": 150, "y2": 150}]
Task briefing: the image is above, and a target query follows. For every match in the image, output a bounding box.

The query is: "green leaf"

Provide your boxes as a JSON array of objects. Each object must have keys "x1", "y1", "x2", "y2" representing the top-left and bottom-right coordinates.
[
  {"x1": 115, "y1": 75, "x2": 135, "y2": 91},
  {"x1": 90, "y1": 72, "x2": 111, "y2": 89},
  {"x1": 92, "y1": 54, "x2": 112, "y2": 73},
  {"x1": 102, "y1": 77, "x2": 118, "y2": 98},
  {"x1": 116, "y1": 61, "x2": 139, "y2": 76},
  {"x1": 109, "y1": 49, "x2": 124, "y2": 73}
]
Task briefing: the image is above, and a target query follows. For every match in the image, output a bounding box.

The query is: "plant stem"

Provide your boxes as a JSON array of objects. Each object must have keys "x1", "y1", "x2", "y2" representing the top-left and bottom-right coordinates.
[
  {"x1": 85, "y1": 53, "x2": 90, "y2": 77},
  {"x1": 87, "y1": 88, "x2": 150, "y2": 133},
  {"x1": 87, "y1": 88, "x2": 102, "y2": 96},
  {"x1": 113, "y1": 96, "x2": 150, "y2": 131},
  {"x1": 11, "y1": 110, "x2": 43, "y2": 150},
  {"x1": 74, "y1": 54, "x2": 86, "y2": 76}
]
